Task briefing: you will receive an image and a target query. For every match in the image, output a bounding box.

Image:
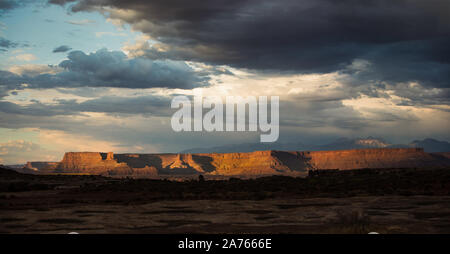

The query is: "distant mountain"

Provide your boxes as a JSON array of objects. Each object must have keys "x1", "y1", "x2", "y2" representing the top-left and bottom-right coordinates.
[
  {"x1": 181, "y1": 137, "x2": 389, "y2": 153},
  {"x1": 408, "y1": 138, "x2": 450, "y2": 153},
  {"x1": 181, "y1": 137, "x2": 450, "y2": 153}
]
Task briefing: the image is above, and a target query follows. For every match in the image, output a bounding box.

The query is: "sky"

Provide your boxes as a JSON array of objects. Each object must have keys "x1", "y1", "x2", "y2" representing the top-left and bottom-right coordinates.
[{"x1": 0, "y1": 0, "x2": 449, "y2": 164}]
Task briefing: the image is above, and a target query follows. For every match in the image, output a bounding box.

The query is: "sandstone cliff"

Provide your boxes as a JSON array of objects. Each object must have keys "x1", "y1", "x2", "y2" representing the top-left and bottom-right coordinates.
[
  {"x1": 56, "y1": 152, "x2": 158, "y2": 177},
  {"x1": 54, "y1": 148, "x2": 450, "y2": 177},
  {"x1": 56, "y1": 152, "x2": 132, "y2": 176},
  {"x1": 204, "y1": 150, "x2": 308, "y2": 175},
  {"x1": 303, "y1": 148, "x2": 449, "y2": 170}
]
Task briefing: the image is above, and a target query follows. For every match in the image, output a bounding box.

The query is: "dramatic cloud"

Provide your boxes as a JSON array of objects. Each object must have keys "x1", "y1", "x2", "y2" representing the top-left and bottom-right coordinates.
[
  {"x1": 8, "y1": 64, "x2": 62, "y2": 76},
  {"x1": 0, "y1": 37, "x2": 18, "y2": 48},
  {"x1": 1, "y1": 70, "x2": 449, "y2": 160},
  {"x1": 10, "y1": 53, "x2": 36, "y2": 61},
  {"x1": 1, "y1": 0, "x2": 449, "y2": 163},
  {"x1": 0, "y1": 37, "x2": 30, "y2": 52},
  {"x1": 0, "y1": 0, "x2": 19, "y2": 10},
  {"x1": 0, "y1": 0, "x2": 21, "y2": 14},
  {"x1": 0, "y1": 94, "x2": 173, "y2": 117},
  {"x1": 52, "y1": 45, "x2": 72, "y2": 53},
  {"x1": 0, "y1": 0, "x2": 34, "y2": 16},
  {"x1": 0, "y1": 48, "x2": 210, "y2": 94},
  {"x1": 49, "y1": 0, "x2": 450, "y2": 89}
]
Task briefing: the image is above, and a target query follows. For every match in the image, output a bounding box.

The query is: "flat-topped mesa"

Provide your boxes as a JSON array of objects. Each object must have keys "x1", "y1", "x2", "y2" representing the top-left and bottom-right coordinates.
[
  {"x1": 300, "y1": 147, "x2": 446, "y2": 170},
  {"x1": 57, "y1": 152, "x2": 158, "y2": 177},
  {"x1": 114, "y1": 153, "x2": 209, "y2": 175},
  {"x1": 199, "y1": 150, "x2": 306, "y2": 175},
  {"x1": 113, "y1": 150, "x2": 296, "y2": 175},
  {"x1": 56, "y1": 148, "x2": 450, "y2": 176},
  {"x1": 57, "y1": 152, "x2": 129, "y2": 173}
]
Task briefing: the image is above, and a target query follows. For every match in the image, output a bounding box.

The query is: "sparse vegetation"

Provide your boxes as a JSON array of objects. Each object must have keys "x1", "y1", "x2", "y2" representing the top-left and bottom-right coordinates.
[
  {"x1": 1, "y1": 166, "x2": 450, "y2": 233},
  {"x1": 1, "y1": 167, "x2": 450, "y2": 203}
]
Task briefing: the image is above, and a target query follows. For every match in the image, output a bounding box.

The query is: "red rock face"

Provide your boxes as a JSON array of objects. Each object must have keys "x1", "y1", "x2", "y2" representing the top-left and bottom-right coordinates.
[
  {"x1": 302, "y1": 148, "x2": 449, "y2": 170},
  {"x1": 56, "y1": 148, "x2": 450, "y2": 176},
  {"x1": 57, "y1": 152, "x2": 130, "y2": 175}
]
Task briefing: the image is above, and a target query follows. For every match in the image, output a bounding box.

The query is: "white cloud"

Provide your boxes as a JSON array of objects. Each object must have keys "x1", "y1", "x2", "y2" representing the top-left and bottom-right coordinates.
[
  {"x1": 38, "y1": 129, "x2": 119, "y2": 153},
  {"x1": 121, "y1": 34, "x2": 152, "y2": 57},
  {"x1": 10, "y1": 53, "x2": 37, "y2": 62},
  {"x1": 8, "y1": 64, "x2": 62, "y2": 76},
  {"x1": 95, "y1": 31, "x2": 127, "y2": 37}
]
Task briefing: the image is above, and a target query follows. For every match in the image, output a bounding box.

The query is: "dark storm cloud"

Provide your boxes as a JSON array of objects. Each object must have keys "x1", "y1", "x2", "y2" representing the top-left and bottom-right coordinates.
[
  {"x1": 56, "y1": 95, "x2": 173, "y2": 116},
  {"x1": 0, "y1": 48, "x2": 209, "y2": 93},
  {"x1": 0, "y1": 37, "x2": 18, "y2": 48},
  {"x1": 52, "y1": 45, "x2": 72, "y2": 53},
  {"x1": 0, "y1": 100, "x2": 73, "y2": 116},
  {"x1": 0, "y1": 0, "x2": 19, "y2": 11},
  {"x1": 341, "y1": 38, "x2": 450, "y2": 88},
  {"x1": 0, "y1": 37, "x2": 30, "y2": 51},
  {"x1": 0, "y1": 95, "x2": 172, "y2": 117},
  {"x1": 49, "y1": 0, "x2": 450, "y2": 88},
  {"x1": 47, "y1": 0, "x2": 76, "y2": 5},
  {"x1": 0, "y1": 0, "x2": 34, "y2": 15},
  {"x1": 279, "y1": 99, "x2": 370, "y2": 129}
]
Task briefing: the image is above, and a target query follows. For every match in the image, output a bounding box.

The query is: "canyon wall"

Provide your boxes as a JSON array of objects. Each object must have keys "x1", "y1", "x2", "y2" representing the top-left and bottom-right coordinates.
[
  {"x1": 303, "y1": 148, "x2": 449, "y2": 170},
  {"x1": 55, "y1": 152, "x2": 158, "y2": 177},
  {"x1": 56, "y1": 152, "x2": 139, "y2": 176},
  {"x1": 52, "y1": 148, "x2": 450, "y2": 176},
  {"x1": 57, "y1": 152, "x2": 125, "y2": 172}
]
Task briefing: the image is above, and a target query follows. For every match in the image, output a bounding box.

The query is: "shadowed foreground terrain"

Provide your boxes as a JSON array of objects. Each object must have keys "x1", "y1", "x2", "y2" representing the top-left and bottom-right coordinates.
[{"x1": 1, "y1": 166, "x2": 450, "y2": 234}]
